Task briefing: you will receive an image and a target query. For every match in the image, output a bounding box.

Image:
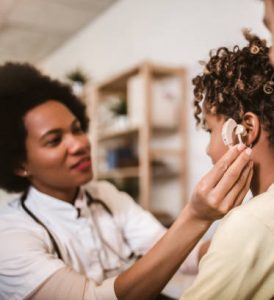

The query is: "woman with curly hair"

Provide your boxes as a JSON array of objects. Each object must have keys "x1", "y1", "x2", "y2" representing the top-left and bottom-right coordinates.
[
  {"x1": 0, "y1": 63, "x2": 252, "y2": 300},
  {"x1": 180, "y1": 32, "x2": 274, "y2": 299}
]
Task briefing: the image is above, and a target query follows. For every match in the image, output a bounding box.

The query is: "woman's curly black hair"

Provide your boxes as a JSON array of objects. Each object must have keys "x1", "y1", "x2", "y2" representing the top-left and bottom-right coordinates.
[
  {"x1": 0, "y1": 62, "x2": 89, "y2": 193},
  {"x1": 192, "y1": 30, "x2": 274, "y2": 147}
]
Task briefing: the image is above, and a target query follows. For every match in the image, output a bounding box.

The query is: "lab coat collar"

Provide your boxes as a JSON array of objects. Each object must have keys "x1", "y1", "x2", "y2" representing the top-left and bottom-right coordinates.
[
  {"x1": 268, "y1": 182, "x2": 274, "y2": 193},
  {"x1": 26, "y1": 186, "x2": 87, "y2": 221}
]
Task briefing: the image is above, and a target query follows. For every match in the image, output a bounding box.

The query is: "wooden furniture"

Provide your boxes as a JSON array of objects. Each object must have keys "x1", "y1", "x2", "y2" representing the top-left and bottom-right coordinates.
[{"x1": 90, "y1": 61, "x2": 188, "y2": 218}]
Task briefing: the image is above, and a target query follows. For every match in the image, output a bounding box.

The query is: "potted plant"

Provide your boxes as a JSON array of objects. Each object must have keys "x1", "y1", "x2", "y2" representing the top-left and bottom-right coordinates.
[
  {"x1": 66, "y1": 68, "x2": 89, "y2": 97},
  {"x1": 107, "y1": 96, "x2": 128, "y2": 130}
]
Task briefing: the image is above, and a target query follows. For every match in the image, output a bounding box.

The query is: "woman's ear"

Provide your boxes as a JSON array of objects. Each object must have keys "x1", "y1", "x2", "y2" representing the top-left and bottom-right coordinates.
[
  {"x1": 242, "y1": 112, "x2": 260, "y2": 147},
  {"x1": 15, "y1": 164, "x2": 29, "y2": 178}
]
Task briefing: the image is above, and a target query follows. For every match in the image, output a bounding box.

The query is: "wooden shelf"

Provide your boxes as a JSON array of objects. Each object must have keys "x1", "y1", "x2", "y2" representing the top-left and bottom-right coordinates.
[
  {"x1": 98, "y1": 126, "x2": 178, "y2": 142},
  {"x1": 152, "y1": 170, "x2": 180, "y2": 179},
  {"x1": 92, "y1": 61, "x2": 188, "y2": 211},
  {"x1": 98, "y1": 166, "x2": 139, "y2": 179},
  {"x1": 150, "y1": 148, "x2": 182, "y2": 159},
  {"x1": 98, "y1": 126, "x2": 139, "y2": 141},
  {"x1": 96, "y1": 65, "x2": 140, "y2": 93},
  {"x1": 95, "y1": 61, "x2": 185, "y2": 93}
]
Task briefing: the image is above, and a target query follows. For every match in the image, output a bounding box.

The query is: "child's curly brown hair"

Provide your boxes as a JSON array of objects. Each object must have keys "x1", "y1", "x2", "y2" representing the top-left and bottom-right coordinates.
[{"x1": 192, "y1": 30, "x2": 274, "y2": 146}]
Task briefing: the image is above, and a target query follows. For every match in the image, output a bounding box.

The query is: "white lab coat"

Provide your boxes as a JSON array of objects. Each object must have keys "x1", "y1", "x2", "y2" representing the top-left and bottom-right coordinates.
[{"x1": 0, "y1": 181, "x2": 198, "y2": 300}]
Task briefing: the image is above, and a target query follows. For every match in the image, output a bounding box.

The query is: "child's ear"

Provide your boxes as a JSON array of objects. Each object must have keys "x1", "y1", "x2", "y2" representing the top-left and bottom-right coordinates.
[{"x1": 242, "y1": 112, "x2": 260, "y2": 147}]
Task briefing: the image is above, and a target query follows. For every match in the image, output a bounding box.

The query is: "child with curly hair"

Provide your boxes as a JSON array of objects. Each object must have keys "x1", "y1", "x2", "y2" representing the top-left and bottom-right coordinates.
[{"x1": 180, "y1": 31, "x2": 274, "y2": 299}]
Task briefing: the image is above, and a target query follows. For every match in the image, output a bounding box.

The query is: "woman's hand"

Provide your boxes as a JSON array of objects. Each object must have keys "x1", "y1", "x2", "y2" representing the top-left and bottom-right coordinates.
[
  {"x1": 115, "y1": 145, "x2": 253, "y2": 300},
  {"x1": 188, "y1": 144, "x2": 253, "y2": 223}
]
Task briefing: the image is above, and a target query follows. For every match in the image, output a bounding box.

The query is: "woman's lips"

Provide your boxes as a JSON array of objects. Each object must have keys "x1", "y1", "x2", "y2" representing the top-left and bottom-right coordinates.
[{"x1": 72, "y1": 159, "x2": 92, "y2": 171}]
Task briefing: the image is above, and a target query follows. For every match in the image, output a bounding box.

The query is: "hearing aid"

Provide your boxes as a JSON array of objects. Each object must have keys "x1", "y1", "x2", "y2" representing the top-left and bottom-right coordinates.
[
  {"x1": 222, "y1": 118, "x2": 247, "y2": 147},
  {"x1": 234, "y1": 124, "x2": 247, "y2": 144}
]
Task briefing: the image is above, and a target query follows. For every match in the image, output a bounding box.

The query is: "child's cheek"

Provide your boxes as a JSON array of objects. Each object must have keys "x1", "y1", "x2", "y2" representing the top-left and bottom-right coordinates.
[{"x1": 213, "y1": 134, "x2": 228, "y2": 164}]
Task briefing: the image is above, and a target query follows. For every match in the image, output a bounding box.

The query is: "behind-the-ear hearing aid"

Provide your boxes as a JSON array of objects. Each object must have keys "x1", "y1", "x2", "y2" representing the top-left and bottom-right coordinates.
[{"x1": 222, "y1": 118, "x2": 247, "y2": 147}]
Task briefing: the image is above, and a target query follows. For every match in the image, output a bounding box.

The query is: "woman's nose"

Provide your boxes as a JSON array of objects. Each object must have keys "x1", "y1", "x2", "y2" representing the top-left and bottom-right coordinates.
[{"x1": 66, "y1": 134, "x2": 90, "y2": 154}]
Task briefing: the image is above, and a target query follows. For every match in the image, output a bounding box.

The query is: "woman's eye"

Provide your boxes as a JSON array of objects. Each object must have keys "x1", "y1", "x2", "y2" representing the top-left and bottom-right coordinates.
[{"x1": 46, "y1": 137, "x2": 61, "y2": 146}]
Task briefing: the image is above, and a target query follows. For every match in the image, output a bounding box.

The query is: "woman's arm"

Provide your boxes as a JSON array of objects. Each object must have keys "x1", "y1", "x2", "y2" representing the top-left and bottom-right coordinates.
[
  {"x1": 28, "y1": 145, "x2": 252, "y2": 300},
  {"x1": 28, "y1": 267, "x2": 117, "y2": 300},
  {"x1": 115, "y1": 144, "x2": 253, "y2": 300}
]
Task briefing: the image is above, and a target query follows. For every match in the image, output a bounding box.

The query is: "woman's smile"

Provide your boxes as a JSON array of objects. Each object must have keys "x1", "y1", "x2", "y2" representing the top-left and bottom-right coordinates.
[{"x1": 70, "y1": 157, "x2": 92, "y2": 172}]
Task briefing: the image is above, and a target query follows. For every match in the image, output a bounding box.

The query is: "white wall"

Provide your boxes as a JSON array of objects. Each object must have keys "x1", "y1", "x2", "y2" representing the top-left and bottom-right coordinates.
[
  {"x1": 40, "y1": 0, "x2": 269, "y2": 81},
  {"x1": 16, "y1": 0, "x2": 266, "y2": 216}
]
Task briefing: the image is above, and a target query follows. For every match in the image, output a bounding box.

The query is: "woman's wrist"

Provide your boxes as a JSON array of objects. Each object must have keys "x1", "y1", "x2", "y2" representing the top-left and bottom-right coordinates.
[{"x1": 178, "y1": 202, "x2": 213, "y2": 229}]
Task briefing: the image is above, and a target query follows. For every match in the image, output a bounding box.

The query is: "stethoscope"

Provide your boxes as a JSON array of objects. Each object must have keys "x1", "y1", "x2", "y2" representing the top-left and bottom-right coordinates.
[{"x1": 20, "y1": 189, "x2": 139, "y2": 277}]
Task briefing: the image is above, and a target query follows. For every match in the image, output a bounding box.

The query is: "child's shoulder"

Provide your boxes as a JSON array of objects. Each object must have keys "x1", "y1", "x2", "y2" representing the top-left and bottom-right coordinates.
[
  {"x1": 240, "y1": 183, "x2": 274, "y2": 219},
  {"x1": 220, "y1": 183, "x2": 274, "y2": 236}
]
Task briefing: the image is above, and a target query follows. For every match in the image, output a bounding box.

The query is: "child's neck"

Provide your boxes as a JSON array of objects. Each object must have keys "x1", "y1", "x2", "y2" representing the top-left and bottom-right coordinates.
[{"x1": 250, "y1": 146, "x2": 274, "y2": 196}]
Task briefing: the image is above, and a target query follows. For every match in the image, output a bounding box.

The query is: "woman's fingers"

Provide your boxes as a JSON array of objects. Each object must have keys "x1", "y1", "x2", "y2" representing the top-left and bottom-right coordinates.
[
  {"x1": 189, "y1": 145, "x2": 253, "y2": 222},
  {"x1": 200, "y1": 144, "x2": 249, "y2": 193},
  {"x1": 218, "y1": 161, "x2": 253, "y2": 213},
  {"x1": 210, "y1": 148, "x2": 252, "y2": 206}
]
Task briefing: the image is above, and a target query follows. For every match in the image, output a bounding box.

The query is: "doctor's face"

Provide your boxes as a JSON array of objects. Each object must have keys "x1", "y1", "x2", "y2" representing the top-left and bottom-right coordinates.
[
  {"x1": 204, "y1": 112, "x2": 227, "y2": 164},
  {"x1": 22, "y1": 100, "x2": 92, "y2": 200}
]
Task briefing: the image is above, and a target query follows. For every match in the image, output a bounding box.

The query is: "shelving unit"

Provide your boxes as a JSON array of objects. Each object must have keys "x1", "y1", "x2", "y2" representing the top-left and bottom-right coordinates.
[
  {"x1": 91, "y1": 61, "x2": 188, "y2": 218},
  {"x1": 98, "y1": 126, "x2": 139, "y2": 141}
]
